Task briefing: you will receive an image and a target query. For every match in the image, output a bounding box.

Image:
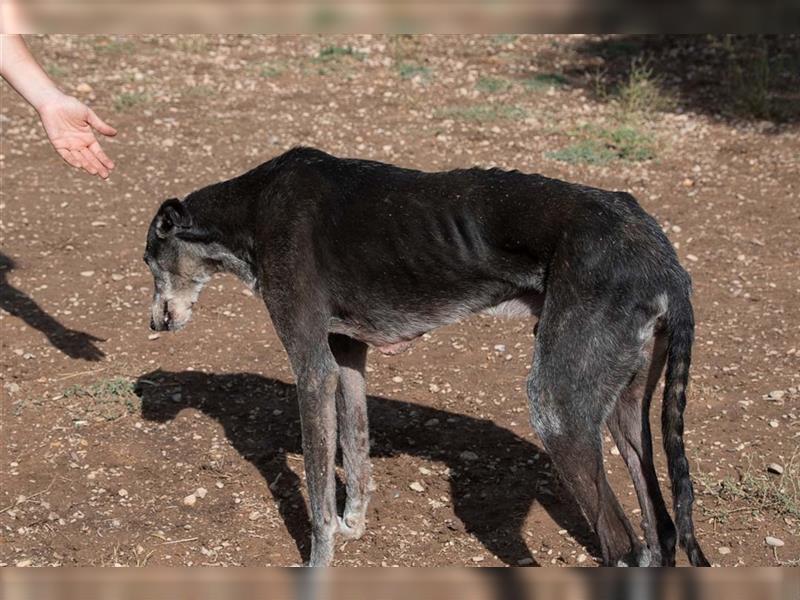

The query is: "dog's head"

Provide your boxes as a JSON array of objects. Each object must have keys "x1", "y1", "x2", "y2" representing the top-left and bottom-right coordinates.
[{"x1": 144, "y1": 198, "x2": 215, "y2": 332}]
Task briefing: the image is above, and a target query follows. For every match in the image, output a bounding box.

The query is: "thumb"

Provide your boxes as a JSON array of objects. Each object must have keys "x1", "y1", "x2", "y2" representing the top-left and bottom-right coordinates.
[{"x1": 87, "y1": 109, "x2": 117, "y2": 137}]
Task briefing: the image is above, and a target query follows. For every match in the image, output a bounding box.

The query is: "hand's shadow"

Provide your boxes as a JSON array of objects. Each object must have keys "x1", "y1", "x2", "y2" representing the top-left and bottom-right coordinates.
[
  {"x1": 0, "y1": 252, "x2": 104, "y2": 361},
  {"x1": 137, "y1": 369, "x2": 599, "y2": 566}
]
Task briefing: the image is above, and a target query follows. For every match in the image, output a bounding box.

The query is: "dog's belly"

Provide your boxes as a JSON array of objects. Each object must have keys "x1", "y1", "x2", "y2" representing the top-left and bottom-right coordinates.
[{"x1": 329, "y1": 292, "x2": 543, "y2": 355}]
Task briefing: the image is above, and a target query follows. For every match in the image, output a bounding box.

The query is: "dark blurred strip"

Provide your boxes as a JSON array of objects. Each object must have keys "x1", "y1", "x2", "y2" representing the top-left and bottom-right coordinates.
[
  {"x1": 1, "y1": 568, "x2": 798, "y2": 600},
  {"x1": 4, "y1": 0, "x2": 798, "y2": 34}
]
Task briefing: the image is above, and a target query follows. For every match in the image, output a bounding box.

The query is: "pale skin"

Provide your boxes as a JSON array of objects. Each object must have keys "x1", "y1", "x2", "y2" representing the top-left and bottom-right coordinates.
[{"x1": 0, "y1": 34, "x2": 116, "y2": 179}]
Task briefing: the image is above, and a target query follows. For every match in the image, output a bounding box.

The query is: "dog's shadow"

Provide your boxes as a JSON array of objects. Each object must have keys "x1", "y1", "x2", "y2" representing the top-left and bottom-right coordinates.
[{"x1": 136, "y1": 369, "x2": 597, "y2": 566}]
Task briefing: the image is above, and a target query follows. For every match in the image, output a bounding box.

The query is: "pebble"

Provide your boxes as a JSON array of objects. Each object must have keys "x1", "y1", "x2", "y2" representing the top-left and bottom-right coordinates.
[
  {"x1": 428, "y1": 383, "x2": 440, "y2": 393},
  {"x1": 686, "y1": 254, "x2": 698, "y2": 262},
  {"x1": 15, "y1": 559, "x2": 32, "y2": 567},
  {"x1": 718, "y1": 546, "x2": 731, "y2": 555},
  {"x1": 196, "y1": 487, "x2": 207, "y2": 499},
  {"x1": 460, "y1": 450, "x2": 478, "y2": 461},
  {"x1": 471, "y1": 555, "x2": 484, "y2": 563},
  {"x1": 768, "y1": 390, "x2": 785, "y2": 400},
  {"x1": 249, "y1": 511, "x2": 261, "y2": 521},
  {"x1": 111, "y1": 274, "x2": 125, "y2": 281},
  {"x1": 768, "y1": 420, "x2": 779, "y2": 428},
  {"x1": 767, "y1": 463, "x2": 784, "y2": 475},
  {"x1": 391, "y1": 376, "x2": 403, "y2": 383},
  {"x1": 80, "y1": 270, "x2": 95, "y2": 277},
  {"x1": 516, "y1": 557, "x2": 534, "y2": 566},
  {"x1": 409, "y1": 481, "x2": 425, "y2": 493},
  {"x1": 162, "y1": 138, "x2": 175, "y2": 148},
  {"x1": 5, "y1": 382, "x2": 20, "y2": 394},
  {"x1": 76, "y1": 83, "x2": 93, "y2": 94},
  {"x1": 118, "y1": 489, "x2": 128, "y2": 497},
  {"x1": 577, "y1": 553, "x2": 587, "y2": 564},
  {"x1": 765, "y1": 536, "x2": 784, "y2": 547},
  {"x1": 183, "y1": 493, "x2": 197, "y2": 507},
  {"x1": 148, "y1": 333, "x2": 160, "y2": 340}
]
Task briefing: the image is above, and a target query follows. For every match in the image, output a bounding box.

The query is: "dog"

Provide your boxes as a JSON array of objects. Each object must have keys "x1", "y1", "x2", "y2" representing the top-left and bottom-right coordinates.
[{"x1": 143, "y1": 146, "x2": 710, "y2": 567}]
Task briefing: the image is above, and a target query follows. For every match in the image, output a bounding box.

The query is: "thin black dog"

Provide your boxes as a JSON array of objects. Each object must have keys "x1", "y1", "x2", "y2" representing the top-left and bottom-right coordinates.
[{"x1": 143, "y1": 147, "x2": 709, "y2": 567}]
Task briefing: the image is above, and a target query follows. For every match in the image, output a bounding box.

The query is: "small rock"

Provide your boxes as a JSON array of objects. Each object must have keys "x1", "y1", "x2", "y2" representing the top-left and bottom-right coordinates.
[
  {"x1": 471, "y1": 555, "x2": 484, "y2": 563},
  {"x1": 196, "y1": 487, "x2": 207, "y2": 499},
  {"x1": 765, "y1": 536, "x2": 784, "y2": 547},
  {"x1": 424, "y1": 418, "x2": 439, "y2": 427},
  {"x1": 718, "y1": 546, "x2": 731, "y2": 555},
  {"x1": 148, "y1": 333, "x2": 160, "y2": 340},
  {"x1": 15, "y1": 558, "x2": 32, "y2": 567},
  {"x1": 215, "y1": 482, "x2": 224, "y2": 489},
  {"x1": 117, "y1": 489, "x2": 128, "y2": 498},
  {"x1": 516, "y1": 557, "x2": 534, "y2": 566},
  {"x1": 610, "y1": 446, "x2": 620, "y2": 456},
  {"x1": 686, "y1": 254, "x2": 698, "y2": 262},
  {"x1": 5, "y1": 382, "x2": 20, "y2": 394},
  {"x1": 493, "y1": 344, "x2": 506, "y2": 353},
  {"x1": 391, "y1": 376, "x2": 403, "y2": 383},
  {"x1": 460, "y1": 450, "x2": 478, "y2": 461},
  {"x1": 428, "y1": 383, "x2": 440, "y2": 393},
  {"x1": 91, "y1": 221, "x2": 107, "y2": 227},
  {"x1": 76, "y1": 83, "x2": 93, "y2": 94},
  {"x1": 162, "y1": 138, "x2": 175, "y2": 148},
  {"x1": 768, "y1": 390, "x2": 785, "y2": 400},
  {"x1": 768, "y1": 420, "x2": 779, "y2": 428},
  {"x1": 249, "y1": 511, "x2": 261, "y2": 521},
  {"x1": 80, "y1": 270, "x2": 95, "y2": 277},
  {"x1": 577, "y1": 553, "x2": 587, "y2": 564},
  {"x1": 111, "y1": 274, "x2": 125, "y2": 281},
  {"x1": 767, "y1": 463, "x2": 784, "y2": 475},
  {"x1": 409, "y1": 481, "x2": 425, "y2": 493},
  {"x1": 183, "y1": 493, "x2": 197, "y2": 507}
]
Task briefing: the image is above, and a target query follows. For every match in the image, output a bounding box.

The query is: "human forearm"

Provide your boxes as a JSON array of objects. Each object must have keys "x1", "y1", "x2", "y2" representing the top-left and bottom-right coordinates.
[{"x1": 0, "y1": 34, "x2": 66, "y2": 111}]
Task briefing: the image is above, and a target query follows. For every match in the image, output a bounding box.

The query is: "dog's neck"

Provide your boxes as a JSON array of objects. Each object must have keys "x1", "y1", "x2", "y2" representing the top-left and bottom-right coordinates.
[{"x1": 183, "y1": 178, "x2": 261, "y2": 291}]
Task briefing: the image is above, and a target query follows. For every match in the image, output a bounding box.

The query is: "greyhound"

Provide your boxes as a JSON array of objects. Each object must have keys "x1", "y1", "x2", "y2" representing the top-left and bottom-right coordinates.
[{"x1": 143, "y1": 146, "x2": 710, "y2": 567}]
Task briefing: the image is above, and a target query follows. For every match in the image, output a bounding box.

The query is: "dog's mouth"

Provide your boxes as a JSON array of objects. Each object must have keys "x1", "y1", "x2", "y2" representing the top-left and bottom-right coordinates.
[{"x1": 150, "y1": 301, "x2": 192, "y2": 332}]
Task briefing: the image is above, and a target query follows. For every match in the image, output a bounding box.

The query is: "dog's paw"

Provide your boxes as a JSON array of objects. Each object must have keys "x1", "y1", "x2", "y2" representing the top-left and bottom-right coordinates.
[{"x1": 337, "y1": 515, "x2": 366, "y2": 540}]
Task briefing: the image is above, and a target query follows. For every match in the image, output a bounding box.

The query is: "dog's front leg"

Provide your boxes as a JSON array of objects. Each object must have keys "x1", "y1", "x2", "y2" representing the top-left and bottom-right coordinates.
[{"x1": 296, "y1": 354, "x2": 340, "y2": 566}]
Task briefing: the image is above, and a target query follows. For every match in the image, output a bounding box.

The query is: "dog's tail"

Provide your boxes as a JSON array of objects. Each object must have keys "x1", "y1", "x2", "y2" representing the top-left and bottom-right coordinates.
[{"x1": 662, "y1": 286, "x2": 709, "y2": 567}]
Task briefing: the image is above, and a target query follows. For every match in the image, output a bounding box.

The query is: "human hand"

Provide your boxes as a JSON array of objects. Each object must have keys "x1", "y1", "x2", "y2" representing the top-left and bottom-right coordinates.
[{"x1": 37, "y1": 93, "x2": 117, "y2": 179}]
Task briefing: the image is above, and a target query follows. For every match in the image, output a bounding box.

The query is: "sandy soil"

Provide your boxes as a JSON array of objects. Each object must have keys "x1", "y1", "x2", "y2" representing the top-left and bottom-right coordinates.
[{"x1": 1, "y1": 35, "x2": 798, "y2": 567}]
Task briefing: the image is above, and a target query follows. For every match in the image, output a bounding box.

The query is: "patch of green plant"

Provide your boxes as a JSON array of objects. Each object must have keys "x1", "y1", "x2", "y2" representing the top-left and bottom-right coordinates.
[
  {"x1": 315, "y1": 45, "x2": 365, "y2": 62},
  {"x1": 521, "y1": 72, "x2": 568, "y2": 90},
  {"x1": 435, "y1": 104, "x2": 527, "y2": 122},
  {"x1": 722, "y1": 35, "x2": 772, "y2": 119},
  {"x1": 45, "y1": 63, "x2": 67, "y2": 78},
  {"x1": 113, "y1": 91, "x2": 148, "y2": 111},
  {"x1": 396, "y1": 62, "x2": 432, "y2": 81},
  {"x1": 258, "y1": 63, "x2": 284, "y2": 78},
  {"x1": 95, "y1": 37, "x2": 135, "y2": 55},
  {"x1": 63, "y1": 377, "x2": 139, "y2": 422},
  {"x1": 491, "y1": 34, "x2": 518, "y2": 45},
  {"x1": 547, "y1": 126, "x2": 656, "y2": 165},
  {"x1": 698, "y1": 452, "x2": 800, "y2": 525},
  {"x1": 476, "y1": 77, "x2": 512, "y2": 93},
  {"x1": 613, "y1": 57, "x2": 672, "y2": 119}
]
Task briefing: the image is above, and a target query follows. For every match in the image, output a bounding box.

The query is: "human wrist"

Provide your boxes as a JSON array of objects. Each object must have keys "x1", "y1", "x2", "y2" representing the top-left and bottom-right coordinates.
[{"x1": 32, "y1": 87, "x2": 69, "y2": 114}]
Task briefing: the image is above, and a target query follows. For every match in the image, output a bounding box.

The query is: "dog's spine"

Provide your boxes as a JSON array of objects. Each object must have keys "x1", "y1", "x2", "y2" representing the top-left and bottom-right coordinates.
[{"x1": 663, "y1": 288, "x2": 710, "y2": 567}]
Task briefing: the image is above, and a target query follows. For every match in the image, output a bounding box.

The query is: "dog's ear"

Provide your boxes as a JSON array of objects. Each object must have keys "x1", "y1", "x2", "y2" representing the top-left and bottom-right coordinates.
[{"x1": 155, "y1": 198, "x2": 192, "y2": 238}]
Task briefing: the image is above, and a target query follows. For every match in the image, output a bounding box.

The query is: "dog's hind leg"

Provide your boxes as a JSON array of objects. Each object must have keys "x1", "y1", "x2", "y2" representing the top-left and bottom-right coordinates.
[
  {"x1": 527, "y1": 302, "x2": 648, "y2": 566},
  {"x1": 607, "y1": 332, "x2": 677, "y2": 566},
  {"x1": 329, "y1": 333, "x2": 373, "y2": 540}
]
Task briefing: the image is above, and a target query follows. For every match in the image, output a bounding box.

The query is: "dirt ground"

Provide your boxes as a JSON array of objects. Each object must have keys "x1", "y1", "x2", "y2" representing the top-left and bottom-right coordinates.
[{"x1": 1, "y1": 35, "x2": 798, "y2": 567}]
